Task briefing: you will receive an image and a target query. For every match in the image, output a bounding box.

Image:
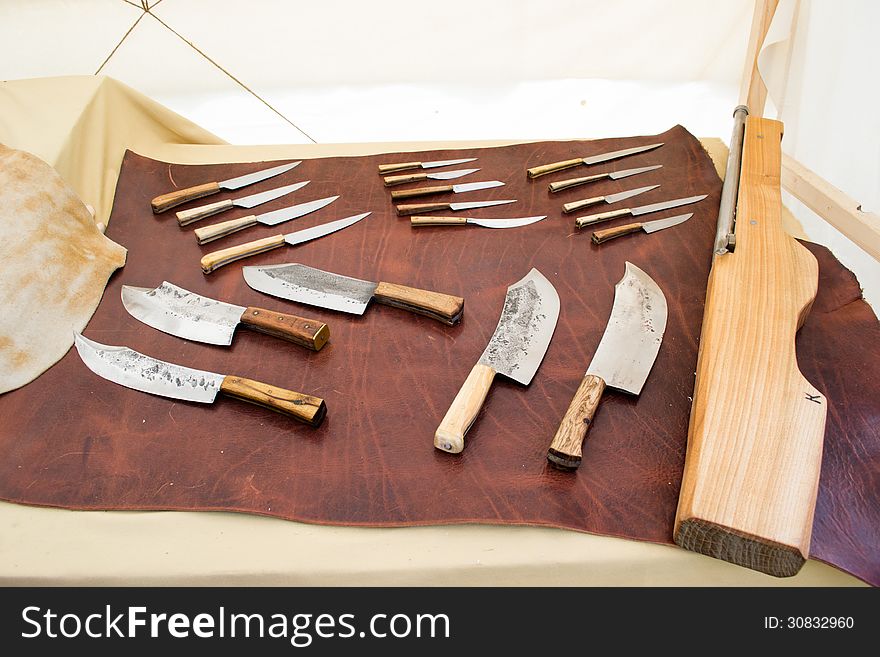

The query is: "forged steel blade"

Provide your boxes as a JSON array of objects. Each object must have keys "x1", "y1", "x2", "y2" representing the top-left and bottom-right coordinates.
[
  {"x1": 630, "y1": 194, "x2": 707, "y2": 216},
  {"x1": 257, "y1": 195, "x2": 339, "y2": 226},
  {"x1": 451, "y1": 181, "x2": 504, "y2": 193},
  {"x1": 220, "y1": 162, "x2": 300, "y2": 190},
  {"x1": 74, "y1": 333, "x2": 224, "y2": 403},
  {"x1": 582, "y1": 143, "x2": 663, "y2": 165},
  {"x1": 586, "y1": 262, "x2": 667, "y2": 394},
  {"x1": 468, "y1": 215, "x2": 547, "y2": 229},
  {"x1": 603, "y1": 184, "x2": 659, "y2": 204},
  {"x1": 449, "y1": 199, "x2": 516, "y2": 211},
  {"x1": 283, "y1": 211, "x2": 371, "y2": 246},
  {"x1": 422, "y1": 157, "x2": 476, "y2": 169},
  {"x1": 642, "y1": 213, "x2": 692, "y2": 233},
  {"x1": 608, "y1": 164, "x2": 663, "y2": 179},
  {"x1": 244, "y1": 263, "x2": 375, "y2": 315},
  {"x1": 478, "y1": 268, "x2": 560, "y2": 385},
  {"x1": 234, "y1": 180, "x2": 310, "y2": 208},
  {"x1": 426, "y1": 168, "x2": 480, "y2": 180}
]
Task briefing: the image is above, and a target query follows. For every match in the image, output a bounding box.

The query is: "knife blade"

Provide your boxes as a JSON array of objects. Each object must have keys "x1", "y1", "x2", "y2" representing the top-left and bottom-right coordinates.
[
  {"x1": 527, "y1": 143, "x2": 663, "y2": 178},
  {"x1": 193, "y1": 195, "x2": 340, "y2": 244},
  {"x1": 151, "y1": 161, "x2": 301, "y2": 213},
  {"x1": 434, "y1": 268, "x2": 559, "y2": 454},
  {"x1": 390, "y1": 180, "x2": 504, "y2": 201},
  {"x1": 121, "y1": 281, "x2": 330, "y2": 350},
  {"x1": 176, "y1": 181, "x2": 310, "y2": 226},
  {"x1": 548, "y1": 165, "x2": 662, "y2": 193},
  {"x1": 383, "y1": 168, "x2": 479, "y2": 187},
  {"x1": 410, "y1": 215, "x2": 547, "y2": 229},
  {"x1": 200, "y1": 211, "x2": 370, "y2": 274},
  {"x1": 378, "y1": 157, "x2": 476, "y2": 175},
  {"x1": 574, "y1": 194, "x2": 707, "y2": 228},
  {"x1": 591, "y1": 213, "x2": 692, "y2": 244},
  {"x1": 562, "y1": 184, "x2": 659, "y2": 214},
  {"x1": 243, "y1": 263, "x2": 464, "y2": 325},
  {"x1": 547, "y1": 262, "x2": 667, "y2": 469},
  {"x1": 73, "y1": 333, "x2": 326, "y2": 426},
  {"x1": 396, "y1": 199, "x2": 516, "y2": 216}
]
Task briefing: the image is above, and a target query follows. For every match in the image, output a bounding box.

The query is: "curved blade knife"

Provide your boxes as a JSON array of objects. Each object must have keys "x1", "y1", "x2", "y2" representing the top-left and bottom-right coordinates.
[
  {"x1": 390, "y1": 180, "x2": 504, "y2": 200},
  {"x1": 396, "y1": 199, "x2": 516, "y2": 216},
  {"x1": 176, "y1": 180, "x2": 310, "y2": 226},
  {"x1": 410, "y1": 215, "x2": 546, "y2": 229}
]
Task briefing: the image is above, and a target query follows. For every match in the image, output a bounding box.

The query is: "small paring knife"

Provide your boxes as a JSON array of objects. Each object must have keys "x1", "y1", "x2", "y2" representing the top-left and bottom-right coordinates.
[
  {"x1": 562, "y1": 184, "x2": 659, "y2": 214},
  {"x1": 548, "y1": 165, "x2": 662, "y2": 193},
  {"x1": 410, "y1": 215, "x2": 546, "y2": 229},
  {"x1": 378, "y1": 157, "x2": 476, "y2": 175},
  {"x1": 176, "y1": 180, "x2": 310, "y2": 226},
  {"x1": 383, "y1": 168, "x2": 479, "y2": 187},
  {"x1": 396, "y1": 199, "x2": 516, "y2": 216},
  {"x1": 527, "y1": 143, "x2": 663, "y2": 179},
  {"x1": 390, "y1": 180, "x2": 504, "y2": 201},
  {"x1": 591, "y1": 213, "x2": 692, "y2": 244},
  {"x1": 574, "y1": 194, "x2": 707, "y2": 229}
]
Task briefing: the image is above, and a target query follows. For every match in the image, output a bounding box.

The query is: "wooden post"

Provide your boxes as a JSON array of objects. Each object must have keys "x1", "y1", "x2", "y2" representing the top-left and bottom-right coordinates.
[{"x1": 738, "y1": 0, "x2": 780, "y2": 114}]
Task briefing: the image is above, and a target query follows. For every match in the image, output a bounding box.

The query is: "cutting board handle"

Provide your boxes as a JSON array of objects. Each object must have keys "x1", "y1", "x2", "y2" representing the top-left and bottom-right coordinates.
[
  {"x1": 241, "y1": 308, "x2": 330, "y2": 351},
  {"x1": 220, "y1": 375, "x2": 326, "y2": 426},
  {"x1": 151, "y1": 182, "x2": 221, "y2": 213},
  {"x1": 434, "y1": 363, "x2": 496, "y2": 454},
  {"x1": 373, "y1": 282, "x2": 464, "y2": 325}
]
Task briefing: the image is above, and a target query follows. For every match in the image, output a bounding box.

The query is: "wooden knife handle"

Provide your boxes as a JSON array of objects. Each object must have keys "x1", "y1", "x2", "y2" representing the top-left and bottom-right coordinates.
[
  {"x1": 434, "y1": 363, "x2": 496, "y2": 454},
  {"x1": 151, "y1": 182, "x2": 221, "y2": 213},
  {"x1": 410, "y1": 216, "x2": 468, "y2": 226},
  {"x1": 240, "y1": 307, "x2": 330, "y2": 351},
  {"x1": 177, "y1": 199, "x2": 235, "y2": 226},
  {"x1": 547, "y1": 374, "x2": 606, "y2": 470},
  {"x1": 591, "y1": 222, "x2": 644, "y2": 244},
  {"x1": 219, "y1": 375, "x2": 326, "y2": 426},
  {"x1": 373, "y1": 281, "x2": 464, "y2": 325},
  {"x1": 200, "y1": 233, "x2": 286, "y2": 274},
  {"x1": 396, "y1": 202, "x2": 451, "y2": 216},
  {"x1": 562, "y1": 196, "x2": 604, "y2": 214},
  {"x1": 548, "y1": 173, "x2": 606, "y2": 193},
  {"x1": 390, "y1": 185, "x2": 453, "y2": 200},
  {"x1": 574, "y1": 207, "x2": 632, "y2": 228},
  {"x1": 378, "y1": 161, "x2": 421, "y2": 174},
  {"x1": 194, "y1": 215, "x2": 259, "y2": 244},
  {"x1": 383, "y1": 172, "x2": 428, "y2": 186},
  {"x1": 527, "y1": 158, "x2": 584, "y2": 179}
]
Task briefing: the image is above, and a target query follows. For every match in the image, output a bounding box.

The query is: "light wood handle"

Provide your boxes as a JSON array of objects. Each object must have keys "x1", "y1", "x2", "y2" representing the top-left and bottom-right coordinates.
[
  {"x1": 434, "y1": 362, "x2": 496, "y2": 454},
  {"x1": 390, "y1": 185, "x2": 453, "y2": 200},
  {"x1": 396, "y1": 202, "x2": 451, "y2": 216},
  {"x1": 527, "y1": 158, "x2": 584, "y2": 179},
  {"x1": 563, "y1": 196, "x2": 605, "y2": 214},
  {"x1": 219, "y1": 375, "x2": 326, "y2": 426},
  {"x1": 548, "y1": 173, "x2": 606, "y2": 193},
  {"x1": 378, "y1": 161, "x2": 421, "y2": 174},
  {"x1": 151, "y1": 181, "x2": 221, "y2": 213},
  {"x1": 574, "y1": 207, "x2": 632, "y2": 228},
  {"x1": 383, "y1": 172, "x2": 428, "y2": 186},
  {"x1": 176, "y1": 199, "x2": 235, "y2": 226},
  {"x1": 194, "y1": 215, "x2": 258, "y2": 244},
  {"x1": 200, "y1": 233, "x2": 286, "y2": 274},
  {"x1": 240, "y1": 307, "x2": 330, "y2": 351},
  {"x1": 547, "y1": 375, "x2": 606, "y2": 470},
  {"x1": 373, "y1": 281, "x2": 464, "y2": 325},
  {"x1": 591, "y1": 222, "x2": 644, "y2": 244},
  {"x1": 410, "y1": 216, "x2": 468, "y2": 226}
]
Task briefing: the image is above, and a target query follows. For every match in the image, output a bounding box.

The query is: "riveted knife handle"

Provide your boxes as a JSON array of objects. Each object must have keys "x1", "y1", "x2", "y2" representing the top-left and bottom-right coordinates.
[
  {"x1": 547, "y1": 374, "x2": 606, "y2": 470},
  {"x1": 396, "y1": 202, "x2": 451, "y2": 216},
  {"x1": 200, "y1": 233, "x2": 286, "y2": 274},
  {"x1": 220, "y1": 375, "x2": 326, "y2": 426},
  {"x1": 378, "y1": 161, "x2": 421, "y2": 174},
  {"x1": 241, "y1": 307, "x2": 330, "y2": 351},
  {"x1": 548, "y1": 173, "x2": 606, "y2": 193},
  {"x1": 177, "y1": 199, "x2": 235, "y2": 226},
  {"x1": 194, "y1": 215, "x2": 259, "y2": 244},
  {"x1": 410, "y1": 216, "x2": 468, "y2": 226},
  {"x1": 574, "y1": 207, "x2": 632, "y2": 228},
  {"x1": 383, "y1": 172, "x2": 428, "y2": 186},
  {"x1": 527, "y1": 158, "x2": 584, "y2": 179},
  {"x1": 591, "y1": 222, "x2": 644, "y2": 244},
  {"x1": 373, "y1": 282, "x2": 464, "y2": 325},
  {"x1": 151, "y1": 182, "x2": 221, "y2": 213},
  {"x1": 435, "y1": 363, "x2": 496, "y2": 454},
  {"x1": 563, "y1": 196, "x2": 604, "y2": 214},
  {"x1": 390, "y1": 185, "x2": 453, "y2": 200}
]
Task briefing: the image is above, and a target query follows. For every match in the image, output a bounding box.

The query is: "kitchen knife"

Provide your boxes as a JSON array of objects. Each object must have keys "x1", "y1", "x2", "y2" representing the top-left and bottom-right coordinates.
[
  {"x1": 151, "y1": 161, "x2": 300, "y2": 213},
  {"x1": 527, "y1": 143, "x2": 663, "y2": 179},
  {"x1": 383, "y1": 167, "x2": 479, "y2": 187},
  {"x1": 396, "y1": 199, "x2": 515, "y2": 216},
  {"x1": 243, "y1": 263, "x2": 464, "y2": 325},
  {"x1": 390, "y1": 180, "x2": 504, "y2": 201},
  {"x1": 410, "y1": 215, "x2": 546, "y2": 229},
  {"x1": 176, "y1": 181, "x2": 310, "y2": 226},
  {"x1": 562, "y1": 184, "x2": 659, "y2": 214},
  {"x1": 378, "y1": 157, "x2": 476, "y2": 175},
  {"x1": 591, "y1": 213, "x2": 692, "y2": 244},
  {"x1": 549, "y1": 165, "x2": 662, "y2": 193},
  {"x1": 121, "y1": 281, "x2": 329, "y2": 350},
  {"x1": 200, "y1": 211, "x2": 370, "y2": 274},
  {"x1": 73, "y1": 333, "x2": 326, "y2": 426},
  {"x1": 193, "y1": 195, "x2": 340, "y2": 244},
  {"x1": 574, "y1": 194, "x2": 707, "y2": 228},
  {"x1": 434, "y1": 268, "x2": 559, "y2": 454},
  {"x1": 547, "y1": 262, "x2": 667, "y2": 470}
]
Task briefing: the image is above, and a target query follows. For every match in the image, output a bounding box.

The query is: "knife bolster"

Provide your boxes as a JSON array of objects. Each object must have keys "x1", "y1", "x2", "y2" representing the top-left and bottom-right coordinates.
[
  {"x1": 220, "y1": 375, "x2": 326, "y2": 426},
  {"x1": 241, "y1": 307, "x2": 330, "y2": 351},
  {"x1": 434, "y1": 363, "x2": 496, "y2": 454},
  {"x1": 373, "y1": 282, "x2": 464, "y2": 325},
  {"x1": 151, "y1": 181, "x2": 221, "y2": 213},
  {"x1": 194, "y1": 215, "x2": 259, "y2": 244},
  {"x1": 200, "y1": 233, "x2": 286, "y2": 274},
  {"x1": 547, "y1": 374, "x2": 606, "y2": 470}
]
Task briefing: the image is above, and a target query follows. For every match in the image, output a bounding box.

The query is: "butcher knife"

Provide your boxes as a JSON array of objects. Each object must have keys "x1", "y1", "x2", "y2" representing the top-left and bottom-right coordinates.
[
  {"x1": 73, "y1": 333, "x2": 326, "y2": 426},
  {"x1": 574, "y1": 194, "x2": 707, "y2": 228},
  {"x1": 151, "y1": 161, "x2": 300, "y2": 213},
  {"x1": 548, "y1": 165, "x2": 662, "y2": 193},
  {"x1": 121, "y1": 281, "x2": 330, "y2": 350},
  {"x1": 396, "y1": 199, "x2": 515, "y2": 216},
  {"x1": 562, "y1": 184, "x2": 659, "y2": 214},
  {"x1": 176, "y1": 180, "x2": 310, "y2": 226},
  {"x1": 410, "y1": 215, "x2": 546, "y2": 229},
  {"x1": 434, "y1": 268, "x2": 559, "y2": 454},
  {"x1": 527, "y1": 143, "x2": 663, "y2": 178},
  {"x1": 547, "y1": 262, "x2": 667, "y2": 470},
  {"x1": 378, "y1": 157, "x2": 476, "y2": 175},
  {"x1": 591, "y1": 213, "x2": 692, "y2": 244},
  {"x1": 244, "y1": 263, "x2": 464, "y2": 325},
  {"x1": 383, "y1": 168, "x2": 479, "y2": 187},
  {"x1": 390, "y1": 180, "x2": 504, "y2": 201}
]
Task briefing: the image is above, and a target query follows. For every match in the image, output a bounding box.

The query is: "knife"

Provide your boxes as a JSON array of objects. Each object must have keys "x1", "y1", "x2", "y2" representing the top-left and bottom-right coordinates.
[
  {"x1": 151, "y1": 161, "x2": 300, "y2": 213},
  {"x1": 193, "y1": 195, "x2": 340, "y2": 244},
  {"x1": 383, "y1": 168, "x2": 479, "y2": 187},
  {"x1": 176, "y1": 181, "x2": 310, "y2": 226},
  {"x1": 527, "y1": 143, "x2": 663, "y2": 179},
  {"x1": 121, "y1": 281, "x2": 330, "y2": 350},
  {"x1": 410, "y1": 215, "x2": 546, "y2": 229},
  {"x1": 243, "y1": 263, "x2": 465, "y2": 325},
  {"x1": 396, "y1": 199, "x2": 516, "y2": 216},
  {"x1": 200, "y1": 212, "x2": 370, "y2": 274},
  {"x1": 434, "y1": 268, "x2": 559, "y2": 454},
  {"x1": 562, "y1": 184, "x2": 659, "y2": 214},
  {"x1": 574, "y1": 194, "x2": 707, "y2": 228},
  {"x1": 591, "y1": 213, "x2": 692, "y2": 244},
  {"x1": 74, "y1": 334, "x2": 325, "y2": 425},
  {"x1": 547, "y1": 262, "x2": 667, "y2": 470},
  {"x1": 390, "y1": 180, "x2": 504, "y2": 201},
  {"x1": 549, "y1": 165, "x2": 662, "y2": 193},
  {"x1": 378, "y1": 157, "x2": 476, "y2": 175}
]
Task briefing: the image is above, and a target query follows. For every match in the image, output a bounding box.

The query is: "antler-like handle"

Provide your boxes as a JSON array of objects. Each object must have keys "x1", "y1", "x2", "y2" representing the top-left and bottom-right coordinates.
[
  {"x1": 151, "y1": 182, "x2": 221, "y2": 213},
  {"x1": 547, "y1": 374, "x2": 606, "y2": 470},
  {"x1": 434, "y1": 363, "x2": 496, "y2": 454},
  {"x1": 176, "y1": 199, "x2": 235, "y2": 226},
  {"x1": 378, "y1": 161, "x2": 421, "y2": 174},
  {"x1": 200, "y1": 233, "x2": 286, "y2": 274},
  {"x1": 548, "y1": 173, "x2": 607, "y2": 193},
  {"x1": 563, "y1": 196, "x2": 605, "y2": 214},
  {"x1": 373, "y1": 282, "x2": 464, "y2": 325},
  {"x1": 410, "y1": 216, "x2": 468, "y2": 226},
  {"x1": 390, "y1": 185, "x2": 453, "y2": 200},
  {"x1": 574, "y1": 208, "x2": 632, "y2": 228},
  {"x1": 396, "y1": 202, "x2": 452, "y2": 216},
  {"x1": 527, "y1": 158, "x2": 584, "y2": 179},
  {"x1": 194, "y1": 215, "x2": 259, "y2": 244},
  {"x1": 240, "y1": 307, "x2": 330, "y2": 351},
  {"x1": 219, "y1": 375, "x2": 326, "y2": 426}
]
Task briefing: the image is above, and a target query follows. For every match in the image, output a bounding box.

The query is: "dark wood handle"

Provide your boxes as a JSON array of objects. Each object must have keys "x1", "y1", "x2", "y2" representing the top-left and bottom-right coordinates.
[
  {"x1": 547, "y1": 374, "x2": 606, "y2": 470},
  {"x1": 548, "y1": 173, "x2": 606, "y2": 193},
  {"x1": 373, "y1": 281, "x2": 464, "y2": 325},
  {"x1": 200, "y1": 233, "x2": 286, "y2": 274},
  {"x1": 396, "y1": 202, "x2": 451, "y2": 216},
  {"x1": 219, "y1": 375, "x2": 326, "y2": 426},
  {"x1": 410, "y1": 216, "x2": 468, "y2": 226},
  {"x1": 378, "y1": 161, "x2": 421, "y2": 174},
  {"x1": 562, "y1": 196, "x2": 604, "y2": 214},
  {"x1": 194, "y1": 215, "x2": 258, "y2": 244},
  {"x1": 240, "y1": 307, "x2": 330, "y2": 351},
  {"x1": 574, "y1": 207, "x2": 632, "y2": 228},
  {"x1": 151, "y1": 182, "x2": 221, "y2": 213},
  {"x1": 527, "y1": 158, "x2": 583, "y2": 179},
  {"x1": 591, "y1": 222, "x2": 645, "y2": 244},
  {"x1": 176, "y1": 199, "x2": 235, "y2": 226},
  {"x1": 383, "y1": 172, "x2": 428, "y2": 186},
  {"x1": 390, "y1": 185, "x2": 453, "y2": 200}
]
